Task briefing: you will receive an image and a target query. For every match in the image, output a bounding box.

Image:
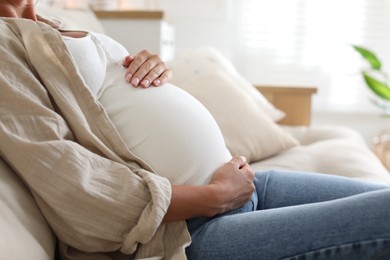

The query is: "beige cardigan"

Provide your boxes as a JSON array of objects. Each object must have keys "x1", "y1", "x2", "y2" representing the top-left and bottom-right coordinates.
[{"x1": 0, "y1": 18, "x2": 190, "y2": 259}]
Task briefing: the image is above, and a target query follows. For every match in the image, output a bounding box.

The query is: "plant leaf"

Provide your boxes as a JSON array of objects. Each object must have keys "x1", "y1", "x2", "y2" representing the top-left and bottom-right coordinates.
[
  {"x1": 352, "y1": 45, "x2": 382, "y2": 70},
  {"x1": 363, "y1": 72, "x2": 390, "y2": 100}
]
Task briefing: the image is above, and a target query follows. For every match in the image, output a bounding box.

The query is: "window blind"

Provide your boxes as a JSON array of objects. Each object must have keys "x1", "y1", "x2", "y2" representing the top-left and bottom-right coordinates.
[{"x1": 234, "y1": 0, "x2": 390, "y2": 111}]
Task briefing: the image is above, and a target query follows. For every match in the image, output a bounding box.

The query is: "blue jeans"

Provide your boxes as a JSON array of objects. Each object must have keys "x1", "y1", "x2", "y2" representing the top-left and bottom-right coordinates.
[{"x1": 186, "y1": 170, "x2": 390, "y2": 259}]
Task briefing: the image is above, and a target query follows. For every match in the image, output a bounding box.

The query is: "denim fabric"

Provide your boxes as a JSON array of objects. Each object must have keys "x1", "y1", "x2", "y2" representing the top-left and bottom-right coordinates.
[{"x1": 186, "y1": 170, "x2": 390, "y2": 260}]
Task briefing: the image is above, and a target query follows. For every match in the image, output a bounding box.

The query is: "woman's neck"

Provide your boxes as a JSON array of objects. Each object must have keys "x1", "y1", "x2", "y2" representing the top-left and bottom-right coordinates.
[{"x1": 0, "y1": 1, "x2": 37, "y2": 20}]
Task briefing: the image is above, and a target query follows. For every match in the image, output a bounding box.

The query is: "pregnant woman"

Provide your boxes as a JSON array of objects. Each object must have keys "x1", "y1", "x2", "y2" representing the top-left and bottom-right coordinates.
[{"x1": 1, "y1": 1, "x2": 390, "y2": 259}]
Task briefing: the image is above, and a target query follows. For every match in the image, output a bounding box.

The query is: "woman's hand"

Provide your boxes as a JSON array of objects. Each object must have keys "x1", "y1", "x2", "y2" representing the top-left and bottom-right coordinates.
[
  {"x1": 162, "y1": 156, "x2": 255, "y2": 222},
  {"x1": 122, "y1": 50, "x2": 172, "y2": 88},
  {"x1": 208, "y1": 156, "x2": 255, "y2": 215}
]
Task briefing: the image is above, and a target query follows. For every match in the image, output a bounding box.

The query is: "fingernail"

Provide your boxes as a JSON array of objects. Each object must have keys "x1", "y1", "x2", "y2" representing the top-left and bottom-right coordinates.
[
  {"x1": 125, "y1": 74, "x2": 132, "y2": 82},
  {"x1": 131, "y1": 77, "x2": 140, "y2": 86},
  {"x1": 122, "y1": 56, "x2": 130, "y2": 67},
  {"x1": 153, "y1": 79, "x2": 161, "y2": 86},
  {"x1": 141, "y1": 79, "x2": 150, "y2": 88}
]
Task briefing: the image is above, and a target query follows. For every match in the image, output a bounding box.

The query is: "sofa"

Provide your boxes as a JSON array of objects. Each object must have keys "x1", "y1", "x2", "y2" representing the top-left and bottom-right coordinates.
[{"x1": 1, "y1": 5, "x2": 389, "y2": 260}]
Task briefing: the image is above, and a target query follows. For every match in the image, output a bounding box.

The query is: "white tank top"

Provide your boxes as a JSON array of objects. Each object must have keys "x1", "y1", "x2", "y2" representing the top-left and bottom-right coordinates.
[
  {"x1": 63, "y1": 33, "x2": 232, "y2": 185},
  {"x1": 63, "y1": 32, "x2": 127, "y2": 96}
]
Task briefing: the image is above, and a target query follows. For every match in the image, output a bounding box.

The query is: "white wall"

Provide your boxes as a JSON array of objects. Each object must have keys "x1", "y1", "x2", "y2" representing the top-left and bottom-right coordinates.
[
  {"x1": 109, "y1": 0, "x2": 235, "y2": 57},
  {"x1": 125, "y1": 0, "x2": 390, "y2": 144},
  {"x1": 158, "y1": 0, "x2": 235, "y2": 57}
]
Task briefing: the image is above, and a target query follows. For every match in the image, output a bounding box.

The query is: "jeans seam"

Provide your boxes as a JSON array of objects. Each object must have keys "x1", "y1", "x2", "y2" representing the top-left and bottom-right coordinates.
[{"x1": 260, "y1": 170, "x2": 272, "y2": 210}]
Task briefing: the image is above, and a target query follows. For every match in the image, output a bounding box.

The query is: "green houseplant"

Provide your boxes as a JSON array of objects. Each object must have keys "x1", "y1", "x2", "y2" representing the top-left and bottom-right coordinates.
[
  {"x1": 353, "y1": 46, "x2": 390, "y2": 170},
  {"x1": 352, "y1": 45, "x2": 390, "y2": 115}
]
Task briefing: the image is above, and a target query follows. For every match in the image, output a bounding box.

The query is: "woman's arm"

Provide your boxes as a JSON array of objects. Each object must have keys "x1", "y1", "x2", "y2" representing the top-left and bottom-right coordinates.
[
  {"x1": 163, "y1": 156, "x2": 255, "y2": 222},
  {"x1": 122, "y1": 49, "x2": 172, "y2": 88}
]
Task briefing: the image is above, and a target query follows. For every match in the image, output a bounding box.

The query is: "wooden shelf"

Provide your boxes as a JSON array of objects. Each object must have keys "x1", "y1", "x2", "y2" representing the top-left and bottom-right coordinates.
[
  {"x1": 93, "y1": 10, "x2": 165, "y2": 20},
  {"x1": 256, "y1": 85, "x2": 318, "y2": 126}
]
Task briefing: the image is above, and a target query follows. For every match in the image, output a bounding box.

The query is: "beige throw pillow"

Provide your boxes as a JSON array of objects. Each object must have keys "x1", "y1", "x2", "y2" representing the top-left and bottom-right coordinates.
[
  {"x1": 169, "y1": 62, "x2": 298, "y2": 163},
  {"x1": 168, "y1": 47, "x2": 285, "y2": 121}
]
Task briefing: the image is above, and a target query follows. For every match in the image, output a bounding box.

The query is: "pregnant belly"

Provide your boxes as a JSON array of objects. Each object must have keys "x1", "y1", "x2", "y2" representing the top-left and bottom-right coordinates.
[{"x1": 99, "y1": 82, "x2": 231, "y2": 185}]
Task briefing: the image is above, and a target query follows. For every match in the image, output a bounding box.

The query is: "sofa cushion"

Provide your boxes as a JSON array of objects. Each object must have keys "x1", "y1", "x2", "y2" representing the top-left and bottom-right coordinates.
[
  {"x1": 168, "y1": 48, "x2": 297, "y2": 163},
  {"x1": 0, "y1": 158, "x2": 56, "y2": 260},
  {"x1": 250, "y1": 126, "x2": 390, "y2": 184}
]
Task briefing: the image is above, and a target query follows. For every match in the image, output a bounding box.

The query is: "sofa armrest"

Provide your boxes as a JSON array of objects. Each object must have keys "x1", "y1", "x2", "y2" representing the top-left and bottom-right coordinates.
[{"x1": 255, "y1": 85, "x2": 317, "y2": 126}]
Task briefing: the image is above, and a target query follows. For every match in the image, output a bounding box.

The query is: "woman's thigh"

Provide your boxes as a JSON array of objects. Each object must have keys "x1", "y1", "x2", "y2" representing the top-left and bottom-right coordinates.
[
  {"x1": 186, "y1": 171, "x2": 390, "y2": 260},
  {"x1": 254, "y1": 170, "x2": 389, "y2": 209}
]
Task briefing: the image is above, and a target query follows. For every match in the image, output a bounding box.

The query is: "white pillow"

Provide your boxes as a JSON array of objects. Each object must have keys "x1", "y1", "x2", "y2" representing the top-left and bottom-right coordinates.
[
  {"x1": 250, "y1": 126, "x2": 390, "y2": 184},
  {"x1": 170, "y1": 67, "x2": 298, "y2": 163},
  {"x1": 0, "y1": 158, "x2": 56, "y2": 260},
  {"x1": 167, "y1": 47, "x2": 285, "y2": 121},
  {"x1": 99, "y1": 82, "x2": 232, "y2": 186}
]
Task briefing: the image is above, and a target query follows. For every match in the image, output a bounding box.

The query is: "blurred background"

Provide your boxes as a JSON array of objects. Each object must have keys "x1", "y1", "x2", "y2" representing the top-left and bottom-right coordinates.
[{"x1": 38, "y1": 0, "x2": 390, "y2": 144}]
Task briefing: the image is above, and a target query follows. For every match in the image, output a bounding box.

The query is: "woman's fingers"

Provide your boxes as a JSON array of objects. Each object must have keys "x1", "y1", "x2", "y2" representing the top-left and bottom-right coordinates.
[
  {"x1": 141, "y1": 63, "x2": 172, "y2": 88},
  {"x1": 123, "y1": 50, "x2": 172, "y2": 88},
  {"x1": 122, "y1": 55, "x2": 134, "y2": 67},
  {"x1": 229, "y1": 155, "x2": 247, "y2": 169},
  {"x1": 228, "y1": 156, "x2": 255, "y2": 182},
  {"x1": 208, "y1": 156, "x2": 255, "y2": 213}
]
